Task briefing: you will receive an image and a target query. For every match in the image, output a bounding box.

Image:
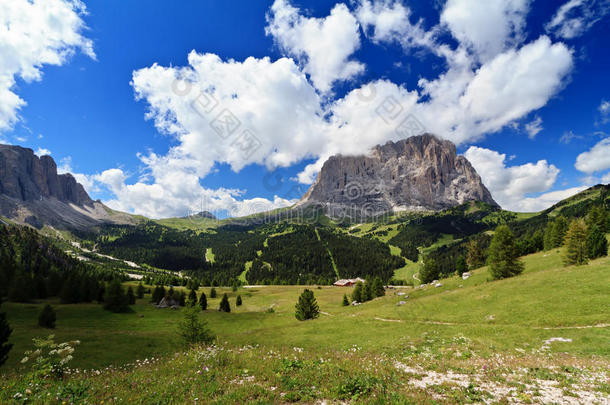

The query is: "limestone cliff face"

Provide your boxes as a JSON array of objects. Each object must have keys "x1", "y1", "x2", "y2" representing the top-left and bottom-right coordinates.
[
  {"x1": 0, "y1": 145, "x2": 92, "y2": 206},
  {"x1": 297, "y1": 134, "x2": 497, "y2": 216},
  {"x1": 0, "y1": 144, "x2": 135, "y2": 230}
]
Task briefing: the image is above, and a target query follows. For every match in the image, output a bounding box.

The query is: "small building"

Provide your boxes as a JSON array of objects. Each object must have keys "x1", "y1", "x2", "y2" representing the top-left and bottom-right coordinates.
[{"x1": 333, "y1": 277, "x2": 366, "y2": 287}]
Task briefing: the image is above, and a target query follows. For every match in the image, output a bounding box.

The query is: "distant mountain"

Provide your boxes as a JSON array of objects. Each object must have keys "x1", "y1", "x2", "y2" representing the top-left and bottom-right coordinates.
[
  {"x1": 297, "y1": 134, "x2": 497, "y2": 217},
  {"x1": 0, "y1": 144, "x2": 136, "y2": 230}
]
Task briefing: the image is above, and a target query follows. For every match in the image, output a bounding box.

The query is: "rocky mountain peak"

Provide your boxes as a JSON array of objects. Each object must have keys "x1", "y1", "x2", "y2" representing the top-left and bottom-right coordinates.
[{"x1": 297, "y1": 134, "x2": 497, "y2": 217}]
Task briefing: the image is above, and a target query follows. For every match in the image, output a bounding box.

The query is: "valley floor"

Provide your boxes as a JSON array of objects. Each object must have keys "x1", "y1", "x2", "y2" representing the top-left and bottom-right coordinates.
[{"x1": 1, "y1": 248, "x2": 609, "y2": 404}]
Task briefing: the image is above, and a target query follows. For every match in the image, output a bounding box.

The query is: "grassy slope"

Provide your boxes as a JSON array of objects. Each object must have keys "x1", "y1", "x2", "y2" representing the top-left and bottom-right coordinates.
[
  {"x1": 3, "y1": 244, "x2": 608, "y2": 373},
  {"x1": 1, "y1": 242, "x2": 609, "y2": 404}
]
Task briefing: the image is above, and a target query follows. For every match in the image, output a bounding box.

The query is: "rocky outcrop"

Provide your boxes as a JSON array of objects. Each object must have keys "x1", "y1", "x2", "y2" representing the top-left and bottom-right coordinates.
[
  {"x1": 0, "y1": 144, "x2": 136, "y2": 230},
  {"x1": 297, "y1": 134, "x2": 497, "y2": 217}
]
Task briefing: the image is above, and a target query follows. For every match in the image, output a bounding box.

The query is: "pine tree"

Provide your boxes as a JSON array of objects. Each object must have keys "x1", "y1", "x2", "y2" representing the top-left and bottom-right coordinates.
[
  {"x1": 198, "y1": 291, "x2": 208, "y2": 311},
  {"x1": 455, "y1": 255, "x2": 468, "y2": 275},
  {"x1": 178, "y1": 291, "x2": 186, "y2": 306},
  {"x1": 550, "y1": 216, "x2": 569, "y2": 249},
  {"x1": 487, "y1": 225, "x2": 524, "y2": 279},
  {"x1": 151, "y1": 285, "x2": 165, "y2": 304},
  {"x1": 103, "y1": 279, "x2": 129, "y2": 313},
  {"x1": 342, "y1": 294, "x2": 349, "y2": 306},
  {"x1": 8, "y1": 271, "x2": 31, "y2": 303},
  {"x1": 218, "y1": 293, "x2": 231, "y2": 313},
  {"x1": 168, "y1": 286, "x2": 175, "y2": 299},
  {"x1": 420, "y1": 256, "x2": 439, "y2": 284},
  {"x1": 295, "y1": 289, "x2": 320, "y2": 321},
  {"x1": 372, "y1": 277, "x2": 385, "y2": 297},
  {"x1": 38, "y1": 304, "x2": 56, "y2": 329},
  {"x1": 586, "y1": 225, "x2": 608, "y2": 259},
  {"x1": 236, "y1": 295, "x2": 242, "y2": 306},
  {"x1": 210, "y1": 288, "x2": 217, "y2": 298},
  {"x1": 466, "y1": 239, "x2": 485, "y2": 269},
  {"x1": 178, "y1": 305, "x2": 215, "y2": 345},
  {"x1": 186, "y1": 289, "x2": 197, "y2": 306},
  {"x1": 136, "y1": 283, "x2": 145, "y2": 299},
  {"x1": 563, "y1": 219, "x2": 589, "y2": 266},
  {"x1": 0, "y1": 298, "x2": 12, "y2": 367},
  {"x1": 127, "y1": 286, "x2": 136, "y2": 305},
  {"x1": 351, "y1": 281, "x2": 363, "y2": 303},
  {"x1": 586, "y1": 205, "x2": 608, "y2": 233},
  {"x1": 362, "y1": 280, "x2": 373, "y2": 302}
]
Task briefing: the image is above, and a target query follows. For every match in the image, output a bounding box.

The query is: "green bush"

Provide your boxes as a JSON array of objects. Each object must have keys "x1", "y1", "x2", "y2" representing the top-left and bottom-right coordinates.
[{"x1": 38, "y1": 304, "x2": 56, "y2": 329}]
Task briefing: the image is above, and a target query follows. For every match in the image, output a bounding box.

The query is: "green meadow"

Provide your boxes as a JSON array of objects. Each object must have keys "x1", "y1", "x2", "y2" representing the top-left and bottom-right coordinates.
[{"x1": 1, "y1": 245, "x2": 609, "y2": 403}]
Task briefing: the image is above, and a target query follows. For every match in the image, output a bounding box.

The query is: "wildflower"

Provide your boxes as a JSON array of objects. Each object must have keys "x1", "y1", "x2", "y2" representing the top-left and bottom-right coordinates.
[{"x1": 21, "y1": 357, "x2": 29, "y2": 364}]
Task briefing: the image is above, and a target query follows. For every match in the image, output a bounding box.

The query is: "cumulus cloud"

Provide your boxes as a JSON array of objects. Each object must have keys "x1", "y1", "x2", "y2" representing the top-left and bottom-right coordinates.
[
  {"x1": 103, "y1": 1, "x2": 576, "y2": 217},
  {"x1": 575, "y1": 137, "x2": 610, "y2": 173},
  {"x1": 602, "y1": 172, "x2": 610, "y2": 184},
  {"x1": 441, "y1": 0, "x2": 530, "y2": 62},
  {"x1": 265, "y1": 0, "x2": 364, "y2": 93},
  {"x1": 0, "y1": 0, "x2": 94, "y2": 131},
  {"x1": 545, "y1": 0, "x2": 610, "y2": 39},
  {"x1": 464, "y1": 146, "x2": 561, "y2": 211},
  {"x1": 518, "y1": 186, "x2": 587, "y2": 212},
  {"x1": 34, "y1": 148, "x2": 51, "y2": 157},
  {"x1": 524, "y1": 116, "x2": 543, "y2": 139}
]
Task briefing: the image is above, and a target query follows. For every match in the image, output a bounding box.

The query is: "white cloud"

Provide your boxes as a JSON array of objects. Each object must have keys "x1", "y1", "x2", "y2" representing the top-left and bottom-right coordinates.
[
  {"x1": 265, "y1": 0, "x2": 364, "y2": 93},
  {"x1": 0, "y1": 0, "x2": 94, "y2": 131},
  {"x1": 599, "y1": 99, "x2": 610, "y2": 123},
  {"x1": 441, "y1": 0, "x2": 530, "y2": 62},
  {"x1": 524, "y1": 116, "x2": 543, "y2": 139},
  {"x1": 34, "y1": 147, "x2": 51, "y2": 157},
  {"x1": 518, "y1": 186, "x2": 587, "y2": 212},
  {"x1": 575, "y1": 137, "x2": 610, "y2": 173},
  {"x1": 602, "y1": 172, "x2": 610, "y2": 184},
  {"x1": 545, "y1": 0, "x2": 610, "y2": 39},
  {"x1": 355, "y1": 0, "x2": 435, "y2": 51},
  {"x1": 464, "y1": 146, "x2": 560, "y2": 211}
]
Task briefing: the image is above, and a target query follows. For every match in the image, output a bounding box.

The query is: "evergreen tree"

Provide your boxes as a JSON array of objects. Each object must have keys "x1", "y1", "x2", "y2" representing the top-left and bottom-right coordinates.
[
  {"x1": 127, "y1": 286, "x2": 136, "y2": 305},
  {"x1": 372, "y1": 277, "x2": 385, "y2": 297},
  {"x1": 151, "y1": 285, "x2": 165, "y2": 304},
  {"x1": 0, "y1": 298, "x2": 12, "y2": 367},
  {"x1": 487, "y1": 225, "x2": 524, "y2": 279},
  {"x1": 586, "y1": 225, "x2": 608, "y2": 259},
  {"x1": 136, "y1": 283, "x2": 145, "y2": 299},
  {"x1": 550, "y1": 216, "x2": 569, "y2": 249},
  {"x1": 236, "y1": 295, "x2": 242, "y2": 306},
  {"x1": 168, "y1": 286, "x2": 175, "y2": 299},
  {"x1": 59, "y1": 275, "x2": 81, "y2": 304},
  {"x1": 198, "y1": 291, "x2": 208, "y2": 311},
  {"x1": 466, "y1": 239, "x2": 485, "y2": 269},
  {"x1": 563, "y1": 219, "x2": 589, "y2": 266},
  {"x1": 543, "y1": 221, "x2": 554, "y2": 251},
  {"x1": 342, "y1": 294, "x2": 349, "y2": 306},
  {"x1": 103, "y1": 279, "x2": 129, "y2": 313},
  {"x1": 420, "y1": 256, "x2": 439, "y2": 284},
  {"x1": 295, "y1": 289, "x2": 320, "y2": 321},
  {"x1": 455, "y1": 255, "x2": 468, "y2": 275},
  {"x1": 187, "y1": 289, "x2": 197, "y2": 306},
  {"x1": 178, "y1": 305, "x2": 214, "y2": 345},
  {"x1": 218, "y1": 293, "x2": 231, "y2": 313},
  {"x1": 351, "y1": 281, "x2": 363, "y2": 303},
  {"x1": 33, "y1": 274, "x2": 48, "y2": 299},
  {"x1": 586, "y1": 205, "x2": 608, "y2": 233},
  {"x1": 38, "y1": 304, "x2": 56, "y2": 329},
  {"x1": 210, "y1": 288, "x2": 217, "y2": 298},
  {"x1": 362, "y1": 280, "x2": 373, "y2": 302},
  {"x1": 8, "y1": 271, "x2": 31, "y2": 303},
  {"x1": 178, "y1": 291, "x2": 186, "y2": 306}
]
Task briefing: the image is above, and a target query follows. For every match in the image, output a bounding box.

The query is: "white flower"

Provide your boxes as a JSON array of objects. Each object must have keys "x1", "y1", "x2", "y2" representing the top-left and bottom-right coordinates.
[{"x1": 20, "y1": 357, "x2": 29, "y2": 364}]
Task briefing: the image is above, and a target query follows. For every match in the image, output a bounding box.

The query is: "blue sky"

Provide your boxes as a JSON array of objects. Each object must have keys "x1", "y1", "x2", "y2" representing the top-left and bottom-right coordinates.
[{"x1": 2, "y1": 0, "x2": 610, "y2": 218}]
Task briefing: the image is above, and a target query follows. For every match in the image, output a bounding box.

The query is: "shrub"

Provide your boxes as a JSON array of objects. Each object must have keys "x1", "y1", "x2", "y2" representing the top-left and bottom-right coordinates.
[
  {"x1": 295, "y1": 289, "x2": 319, "y2": 321},
  {"x1": 218, "y1": 293, "x2": 231, "y2": 313},
  {"x1": 187, "y1": 289, "x2": 197, "y2": 306},
  {"x1": 20, "y1": 335, "x2": 80, "y2": 379},
  {"x1": 38, "y1": 304, "x2": 56, "y2": 329},
  {"x1": 342, "y1": 294, "x2": 349, "y2": 306},
  {"x1": 351, "y1": 281, "x2": 363, "y2": 303},
  {"x1": 236, "y1": 295, "x2": 242, "y2": 306},
  {"x1": 151, "y1": 285, "x2": 165, "y2": 304},
  {"x1": 210, "y1": 288, "x2": 217, "y2": 298},
  {"x1": 177, "y1": 306, "x2": 214, "y2": 345}
]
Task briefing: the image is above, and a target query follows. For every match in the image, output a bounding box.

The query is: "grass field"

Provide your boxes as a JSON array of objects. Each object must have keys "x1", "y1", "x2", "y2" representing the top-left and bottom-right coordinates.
[{"x1": 1, "y1": 246, "x2": 609, "y2": 403}]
